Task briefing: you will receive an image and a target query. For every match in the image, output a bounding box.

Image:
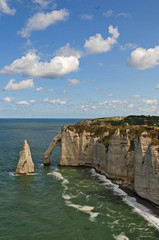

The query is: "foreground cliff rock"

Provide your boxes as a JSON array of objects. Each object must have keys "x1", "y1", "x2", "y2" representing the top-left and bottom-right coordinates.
[
  {"x1": 15, "y1": 140, "x2": 34, "y2": 175},
  {"x1": 44, "y1": 123, "x2": 159, "y2": 206}
]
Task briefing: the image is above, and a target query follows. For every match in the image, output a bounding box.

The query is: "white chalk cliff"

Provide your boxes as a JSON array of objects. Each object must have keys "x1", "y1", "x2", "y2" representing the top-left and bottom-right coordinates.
[
  {"x1": 44, "y1": 125, "x2": 159, "y2": 206},
  {"x1": 15, "y1": 140, "x2": 34, "y2": 175}
]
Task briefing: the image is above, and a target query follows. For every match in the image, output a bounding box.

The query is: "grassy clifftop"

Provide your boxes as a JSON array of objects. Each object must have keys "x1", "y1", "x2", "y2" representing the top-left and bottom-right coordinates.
[
  {"x1": 77, "y1": 115, "x2": 159, "y2": 127},
  {"x1": 67, "y1": 115, "x2": 159, "y2": 148}
]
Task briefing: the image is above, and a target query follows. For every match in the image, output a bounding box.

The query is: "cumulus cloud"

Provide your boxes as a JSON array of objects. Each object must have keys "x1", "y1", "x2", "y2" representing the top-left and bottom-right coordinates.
[
  {"x1": 18, "y1": 9, "x2": 69, "y2": 38},
  {"x1": 55, "y1": 43, "x2": 82, "y2": 58},
  {"x1": 35, "y1": 87, "x2": 54, "y2": 92},
  {"x1": 61, "y1": 90, "x2": 67, "y2": 94},
  {"x1": 3, "y1": 79, "x2": 34, "y2": 91},
  {"x1": 99, "y1": 101, "x2": 108, "y2": 106},
  {"x1": 155, "y1": 84, "x2": 159, "y2": 89},
  {"x1": 33, "y1": 0, "x2": 52, "y2": 8},
  {"x1": 110, "y1": 100, "x2": 128, "y2": 104},
  {"x1": 128, "y1": 46, "x2": 159, "y2": 70},
  {"x1": 2, "y1": 96, "x2": 14, "y2": 103},
  {"x1": 99, "y1": 99, "x2": 128, "y2": 106},
  {"x1": 16, "y1": 101, "x2": 30, "y2": 105},
  {"x1": 108, "y1": 93, "x2": 113, "y2": 97},
  {"x1": 80, "y1": 105, "x2": 88, "y2": 111},
  {"x1": 131, "y1": 94, "x2": 140, "y2": 98},
  {"x1": 36, "y1": 87, "x2": 43, "y2": 92},
  {"x1": 84, "y1": 25, "x2": 119, "y2": 54},
  {"x1": 103, "y1": 9, "x2": 113, "y2": 18},
  {"x1": 91, "y1": 105, "x2": 96, "y2": 109},
  {"x1": 80, "y1": 14, "x2": 93, "y2": 21},
  {"x1": 0, "y1": 51, "x2": 79, "y2": 79},
  {"x1": 29, "y1": 99, "x2": 36, "y2": 103},
  {"x1": 120, "y1": 43, "x2": 137, "y2": 51},
  {"x1": 0, "y1": 0, "x2": 16, "y2": 15},
  {"x1": 50, "y1": 98, "x2": 68, "y2": 105},
  {"x1": 42, "y1": 97, "x2": 49, "y2": 103},
  {"x1": 67, "y1": 79, "x2": 81, "y2": 86},
  {"x1": 128, "y1": 104, "x2": 134, "y2": 109},
  {"x1": 141, "y1": 99, "x2": 158, "y2": 105}
]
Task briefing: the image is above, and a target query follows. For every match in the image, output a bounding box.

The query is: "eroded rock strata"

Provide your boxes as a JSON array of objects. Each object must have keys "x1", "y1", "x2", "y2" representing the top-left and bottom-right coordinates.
[
  {"x1": 44, "y1": 124, "x2": 159, "y2": 206},
  {"x1": 15, "y1": 140, "x2": 34, "y2": 175}
]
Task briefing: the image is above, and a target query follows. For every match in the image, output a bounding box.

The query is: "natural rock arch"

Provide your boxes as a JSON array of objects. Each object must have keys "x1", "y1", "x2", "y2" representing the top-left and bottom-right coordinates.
[{"x1": 43, "y1": 134, "x2": 61, "y2": 165}]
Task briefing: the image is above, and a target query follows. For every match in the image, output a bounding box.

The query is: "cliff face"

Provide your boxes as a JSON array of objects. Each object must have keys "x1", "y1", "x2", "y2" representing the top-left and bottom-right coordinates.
[{"x1": 44, "y1": 125, "x2": 159, "y2": 206}]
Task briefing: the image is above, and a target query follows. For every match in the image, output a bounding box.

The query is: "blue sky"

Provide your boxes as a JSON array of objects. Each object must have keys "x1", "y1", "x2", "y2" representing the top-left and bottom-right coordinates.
[{"x1": 0, "y1": 0, "x2": 159, "y2": 118}]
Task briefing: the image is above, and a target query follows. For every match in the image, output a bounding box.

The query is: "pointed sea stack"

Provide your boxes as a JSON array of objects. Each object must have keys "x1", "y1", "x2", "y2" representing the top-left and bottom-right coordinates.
[{"x1": 15, "y1": 140, "x2": 34, "y2": 175}]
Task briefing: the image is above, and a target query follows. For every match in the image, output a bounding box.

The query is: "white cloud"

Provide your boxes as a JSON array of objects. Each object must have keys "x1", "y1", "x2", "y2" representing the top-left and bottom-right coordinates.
[
  {"x1": 156, "y1": 84, "x2": 159, "y2": 89},
  {"x1": 36, "y1": 87, "x2": 43, "y2": 92},
  {"x1": 55, "y1": 43, "x2": 82, "y2": 58},
  {"x1": 29, "y1": 99, "x2": 36, "y2": 104},
  {"x1": 42, "y1": 97, "x2": 49, "y2": 103},
  {"x1": 84, "y1": 25, "x2": 119, "y2": 54},
  {"x1": 128, "y1": 46, "x2": 159, "y2": 70},
  {"x1": 91, "y1": 105, "x2": 96, "y2": 109},
  {"x1": 0, "y1": 51, "x2": 79, "y2": 79},
  {"x1": 99, "y1": 99, "x2": 128, "y2": 106},
  {"x1": 80, "y1": 14, "x2": 93, "y2": 21},
  {"x1": 108, "y1": 93, "x2": 113, "y2": 97},
  {"x1": 110, "y1": 100, "x2": 128, "y2": 104},
  {"x1": 3, "y1": 79, "x2": 34, "y2": 91},
  {"x1": 99, "y1": 101, "x2": 108, "y2": 106},
  {"x1": 67, "y1": 78, "x2": 81, "y2": 86},
  {"x1": 117, "y1": 12, "x2": 130, "y2": 18},
  {"x1": 33, "y1": 0, "x2": 51, "y2": 8},
  {"x1": 80, "y1": 105, "x2": 88, "y2": 111},
  {"x1": 50, "y1": 99, "x2": 68, "y2": 105},
  {"x1": 47, "y1": 88, "x2": 54, "y2": 92},
  {"x1": 120, "y1": 43, "x2": 137, "y2": 51},
  {"x1": 35, "y1": 87, "x2": 54, "y2": 92},
  {"x1": 103, "y1": 9, "x2": 113, "y2": 18},
  {"x1": 62, "y1": 90, "x2": 67, "y2": 94},
  {"x1": 16, "y1": 101, "x2": 30, "y2": 105},
  {"x1": 131, "y1": 94, "x2": 140, "y2": 98},
  {"x1": 128, "y1": 104, "x2": 133, "y2": 109},
  {"x1": 2, "y1": 96, "x2": 14, "y2": 103},
  {"x1": 18, "y1": 9, "x2": 69, "y2": 38},
  {"x1": 0, "y1": 0, "x2": 16, "y2": 15},
  {"x1": 141, "y1": 99, "x2": 158, "y2": 105}
]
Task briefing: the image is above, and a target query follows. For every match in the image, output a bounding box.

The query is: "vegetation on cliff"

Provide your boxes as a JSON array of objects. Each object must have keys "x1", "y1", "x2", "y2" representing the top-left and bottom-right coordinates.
[
  {"x1": 67, "y1": 115, "x2": 159, "y2": 148},
  {"x1": 92, "y1": 115, "x2": 159, "y2": 127}
]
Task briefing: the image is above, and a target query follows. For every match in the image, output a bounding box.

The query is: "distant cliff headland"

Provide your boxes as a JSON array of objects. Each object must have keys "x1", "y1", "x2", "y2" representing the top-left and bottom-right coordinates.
[{"x1": 44, "y1": 115, "x2": 159, "y2": 206}]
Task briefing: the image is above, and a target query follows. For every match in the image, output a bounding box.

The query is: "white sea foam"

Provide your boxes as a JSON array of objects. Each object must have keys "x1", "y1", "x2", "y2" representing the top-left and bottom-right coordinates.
[
  {"x1": 65, "y1": 200, "x2": 100, "y2": 222},
  {"x1": 113, "y1": 233, "x2": 129, "y2": 240},
  {"x1": 48, "y1": 170, "x2": 69, "y2": 191},
  {"x1": 9, "y1": 172, "x2": 38, "y2": 176},
  {"x1": 90, "y1": 168, "x2": 159, "y2": 229},
  {"x1": 47, "y1": 171, "x2": 64, "y2": 180}
]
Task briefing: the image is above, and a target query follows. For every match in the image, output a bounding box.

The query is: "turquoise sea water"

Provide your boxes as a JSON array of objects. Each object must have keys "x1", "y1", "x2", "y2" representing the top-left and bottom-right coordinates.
[{"x1": 0, "y1": 119, "x2": 159, "y2": 240}]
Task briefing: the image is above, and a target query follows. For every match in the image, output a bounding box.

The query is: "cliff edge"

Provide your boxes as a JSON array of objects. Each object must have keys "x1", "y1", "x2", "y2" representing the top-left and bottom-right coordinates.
[{"x1": 44, "y1": 117, "x2": 159, "y2": 206}]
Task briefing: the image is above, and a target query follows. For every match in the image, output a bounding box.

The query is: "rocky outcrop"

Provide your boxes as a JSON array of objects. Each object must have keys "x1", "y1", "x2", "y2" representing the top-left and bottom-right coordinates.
[
  {"x1": 44, "y1": 125, "x2": 159, "y2": 206},
  {"x1": 44, "y1": 134, "x2": 61, "y2": 165},
  {"x1": 15, "y1": 140, "x2": 34, "y2": 175}
]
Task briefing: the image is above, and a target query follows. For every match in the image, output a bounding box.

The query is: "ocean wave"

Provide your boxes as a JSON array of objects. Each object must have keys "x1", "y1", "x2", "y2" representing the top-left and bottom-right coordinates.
[
  {"x1": 90, "y1": 168, "x2": 159, "y2": 230},
  {"x1": 65, "y1": 200, "x2": 100, "y2": 222},
  {"x1": 9, "y1": 172, "x2": 38, "y2": 176},
  {"x1": 113, "y1": 233, "x2": 129, "y2": 240}
]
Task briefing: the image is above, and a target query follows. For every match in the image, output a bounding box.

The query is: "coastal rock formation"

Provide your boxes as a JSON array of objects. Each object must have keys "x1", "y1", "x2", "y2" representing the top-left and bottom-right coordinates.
[
  {"x1": 44, "y1": 124, "x2": 159, "y2": 206},
  {"x1": 15, "y1": 140, "x2": 34, "y2": 175},
  {"x1": 44, "y1": 134, "x2": 61, "y2": 165}
]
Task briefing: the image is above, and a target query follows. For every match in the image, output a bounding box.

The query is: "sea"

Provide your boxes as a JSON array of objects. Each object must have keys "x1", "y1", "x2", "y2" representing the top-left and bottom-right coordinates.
[{"x1": 0, "y1": 118, "x2": 159, "y2": 240}]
